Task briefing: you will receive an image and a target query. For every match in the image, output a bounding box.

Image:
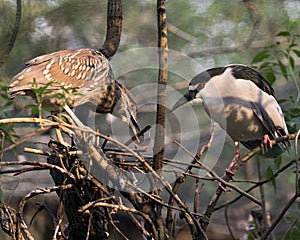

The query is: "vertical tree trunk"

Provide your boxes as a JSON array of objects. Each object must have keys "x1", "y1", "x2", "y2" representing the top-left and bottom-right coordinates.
[
  {"x1": 153, "y1": 0, "x2": 168, "y2": 173},
  {"x1": 153, "y1": 1, "x2": 168, "y2": 239}
]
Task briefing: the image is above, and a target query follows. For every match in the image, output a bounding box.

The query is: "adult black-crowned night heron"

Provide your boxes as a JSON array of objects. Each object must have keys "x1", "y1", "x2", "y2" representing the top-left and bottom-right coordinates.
[
  {"x1": 8, "y1": 48, "x2": 142, "y2": 140},
  {"x1": 172, "y1": 64, "x2": 290, "y2": 176}
]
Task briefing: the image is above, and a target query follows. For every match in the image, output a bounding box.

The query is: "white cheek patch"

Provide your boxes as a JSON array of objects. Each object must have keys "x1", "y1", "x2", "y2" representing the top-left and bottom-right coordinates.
[
  {"x1": 191, "y1": 98, "x2": 203, "y2": 106},
  {"x1": 189, "y1": 85, "x2": 197, "y2": 91}
]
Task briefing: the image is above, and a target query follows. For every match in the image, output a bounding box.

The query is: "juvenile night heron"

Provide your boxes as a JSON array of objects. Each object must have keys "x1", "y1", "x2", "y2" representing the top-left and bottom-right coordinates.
[
  {"x1": 172, "y1": 64, "x2": 290, "y2": 177},
  {"x1": 8, "y1": 48, "x2": 142, "y2": 140}
]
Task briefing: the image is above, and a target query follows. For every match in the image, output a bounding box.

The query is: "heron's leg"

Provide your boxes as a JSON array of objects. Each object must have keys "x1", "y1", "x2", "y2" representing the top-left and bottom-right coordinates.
[
  {"x1": 226, "y1": 141, "x2": 240, "y2": 176},
  {"x1": 219, "y1": 142, "x2": 240, "y2": 191}
]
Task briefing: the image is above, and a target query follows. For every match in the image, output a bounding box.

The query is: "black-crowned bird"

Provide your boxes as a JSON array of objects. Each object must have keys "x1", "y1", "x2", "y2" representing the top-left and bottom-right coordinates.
[
  {"x1": 172, "y1": 64, "x2": 290, "y2": 176},
  {"x1": 8, "y1": 48, "x2": 143, "y2": 141}
]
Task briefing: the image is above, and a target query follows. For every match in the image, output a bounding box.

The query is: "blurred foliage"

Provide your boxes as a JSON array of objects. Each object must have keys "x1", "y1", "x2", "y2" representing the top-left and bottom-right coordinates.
[
  {"x1": 0, "y1": 84, "x2": 18, "y2": 146},
  {"x1": 251, "y1": 20, "x2": 300, "y2": 133},
  {"x1": 0, "y1": 0, "x2": 297, "y2": 78}
]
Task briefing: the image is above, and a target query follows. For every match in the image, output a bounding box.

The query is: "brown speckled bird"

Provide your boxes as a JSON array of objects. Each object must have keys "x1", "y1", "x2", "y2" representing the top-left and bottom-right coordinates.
[{"x1": 8, "y1": 48, "x2": 142, "y2": 138}]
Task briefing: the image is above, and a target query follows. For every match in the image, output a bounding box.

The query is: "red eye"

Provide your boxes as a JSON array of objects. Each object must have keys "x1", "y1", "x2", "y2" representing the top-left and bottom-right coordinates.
[{"x1": 197, "y1": 83, "x2": 205, "y2": 90}]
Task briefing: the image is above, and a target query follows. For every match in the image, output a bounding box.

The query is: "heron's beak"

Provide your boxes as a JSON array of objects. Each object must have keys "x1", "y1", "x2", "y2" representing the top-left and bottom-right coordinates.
[
  {"x1": 127, "y1": 113, "x2": 151, "y2": 146},
  {"x1": 172, "y1": 91, "x2": 195, "y2": 111},
  {"x1": 128, "y1": 114, "x2": 141, "y2": 138}
]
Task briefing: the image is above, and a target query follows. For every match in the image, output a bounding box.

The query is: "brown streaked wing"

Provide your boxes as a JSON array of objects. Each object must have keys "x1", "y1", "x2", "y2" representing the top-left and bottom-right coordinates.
[{"x1": 9, "y1": 48, "x2": 110, "y2": 93}]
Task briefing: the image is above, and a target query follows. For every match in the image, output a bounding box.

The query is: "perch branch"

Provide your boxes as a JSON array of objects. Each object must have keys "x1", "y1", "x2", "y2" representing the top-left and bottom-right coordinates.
[
  {"x1": 202, "y1": 134, "x2": 298, "y2": 231},
  {"x1": 214, "y1": 159, "x2": 296, "y2": 211}
]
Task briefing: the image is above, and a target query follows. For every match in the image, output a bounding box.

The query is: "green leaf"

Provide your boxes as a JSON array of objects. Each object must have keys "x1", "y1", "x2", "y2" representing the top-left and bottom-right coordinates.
[
  {"x1": 42, "y1": 106, "x2": 51, "y2": 112},
  {"x1": 25, "y1": 104, "x2": 37, "y2": 109},
  {"x1": 278, "y1": 99, "x2": 289, "y2": 104},
  {"x1": 278, "y1": 59, "x2": 288, "y2": 80},
  {"x1": 251, "y1": 50, "x2": 270, "y2": 64},
  {"x1": 0, "y1": 93, "x2": 8, "y2": 100},
  {"x1": 274, "y1": 156, "x2": 282, "y2": 169},
  {"x1": 247, "y1": 235, "x2": 255, "y2": 240},
  {"x1": 265, "y1": 71, "x2": 276, "y2": 84},
  {"x1": 4, "y1": 101, "x2": 13, "y2": 107},
  {"x1": 31, "y1": 107, "x2": 39, "y2": 116},
  {"x1": 288, "y1": 56, "x2": 295, "y2": 70},
  {"x1": 276, "y1": 31, "x2": 291, "y2": 37},
  {"x1": 259, "y1": 61, "x2": 275, "y2": 69},
  {"x1": 266, "y1": 166, "x2": 274, "y2": 180},
  {"x1": 284, "y1": 216, "x2": 293, "y2": 223},
  {"x1": 293, "y1": 49, "x2": 300, "y2": 57},
  {"x1": 266, "y1": 166, "x2": 277, "y2": 191}
]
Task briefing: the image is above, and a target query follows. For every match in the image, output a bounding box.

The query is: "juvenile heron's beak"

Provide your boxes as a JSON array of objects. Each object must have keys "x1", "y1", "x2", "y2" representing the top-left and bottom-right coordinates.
[
  {"x1": 127, "y1": 113, "x2": 151, "y2": 146},
  {"x1": 128, "y1": 114, "x2": 141, "y2": 137},
  {"x1": 172, "y1": 91, "x2": 195, "y2": 111}
]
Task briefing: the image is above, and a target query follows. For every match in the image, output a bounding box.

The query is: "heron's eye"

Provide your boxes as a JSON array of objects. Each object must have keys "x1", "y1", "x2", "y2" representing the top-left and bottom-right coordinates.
[{"x1": 197, "y1": 83, "x2": 205, "y2": 90}]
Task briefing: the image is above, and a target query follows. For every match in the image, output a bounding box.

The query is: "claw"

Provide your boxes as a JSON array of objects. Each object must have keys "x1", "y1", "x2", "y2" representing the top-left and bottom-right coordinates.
[{"x1": 261, "y1": 134, "x2": 273, "y2": 154}]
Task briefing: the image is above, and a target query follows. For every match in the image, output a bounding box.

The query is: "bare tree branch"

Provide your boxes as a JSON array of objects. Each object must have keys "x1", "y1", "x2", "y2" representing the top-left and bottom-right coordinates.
[
  {"x1": 153, "y1": 0, "x2": 168, "y2": 172},
  {"x1": 99, "y1": 0, "x2": 122, "y2": 59}
]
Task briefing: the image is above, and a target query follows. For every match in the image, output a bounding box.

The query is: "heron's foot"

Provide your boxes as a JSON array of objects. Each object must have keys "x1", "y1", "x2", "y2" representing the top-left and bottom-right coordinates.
[{"x1": 261, "y1": 134, "x2": 273, "y2": 154}]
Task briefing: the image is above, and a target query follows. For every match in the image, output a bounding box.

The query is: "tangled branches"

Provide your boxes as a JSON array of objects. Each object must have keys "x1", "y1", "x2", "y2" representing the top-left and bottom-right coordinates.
[{"x1": 0, "y1": 116, "x2": 298, "y2": 240}]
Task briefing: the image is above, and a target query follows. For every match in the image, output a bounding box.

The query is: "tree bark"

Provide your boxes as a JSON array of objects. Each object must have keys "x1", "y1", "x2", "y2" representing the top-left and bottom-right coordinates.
[
  {"x1": 99, "y1": 0, "x2": 123, "y2": 59},
  {"x1": 153, "y1": 0, "x2": 168, "y2": 173}
]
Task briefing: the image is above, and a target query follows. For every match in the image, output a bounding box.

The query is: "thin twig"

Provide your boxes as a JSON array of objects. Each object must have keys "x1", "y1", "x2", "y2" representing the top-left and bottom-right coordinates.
[
  {"x1": 295, "y1": 130, "x2": 300, "y2": 193},
  {"x1": 193, "y1": 180, "x2": 203, "y2": 214},
  {"x1": 0, "y1": 161, "x2": 75, "y2": 180},
  {"x1": 62, "y1": 120, "x2": 204, "y2": 235},
  {"x1": 224, "y1": 204, "x2": 236, "y2": 240},
  {"x1": 24, "y1": 147, "x2": 82, "y2": 158},
  {"x1": 79, "y1": 201, "x2": 159, "y2": 240},
  {"x1": 1, "y1": 126, "x2": 53, "y2": 153},
  {"x1": 256, "y1": 157, "x2": 269, "y2": 237},
  {"x1": 107, "y1": 212, "x2": 129, "y2": 240},
  {"x1": 166, "y1": 127, "x2": 214, "y2": 235},
  {"x1": 214, "y1": 160, "x2": 295, "y2": 211},
  {"x1": 18, "y1": 185, "x2": 73, "y2": 240},
  {"x1": 124, "y1": 125, "x2": 151, "y2": 146},
  {"x1": 175, "y1": 140, "x2": 261, "y2": 206},
  {"x1": 0, "y1": 117, "x2": 56, "y2": 125}
]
